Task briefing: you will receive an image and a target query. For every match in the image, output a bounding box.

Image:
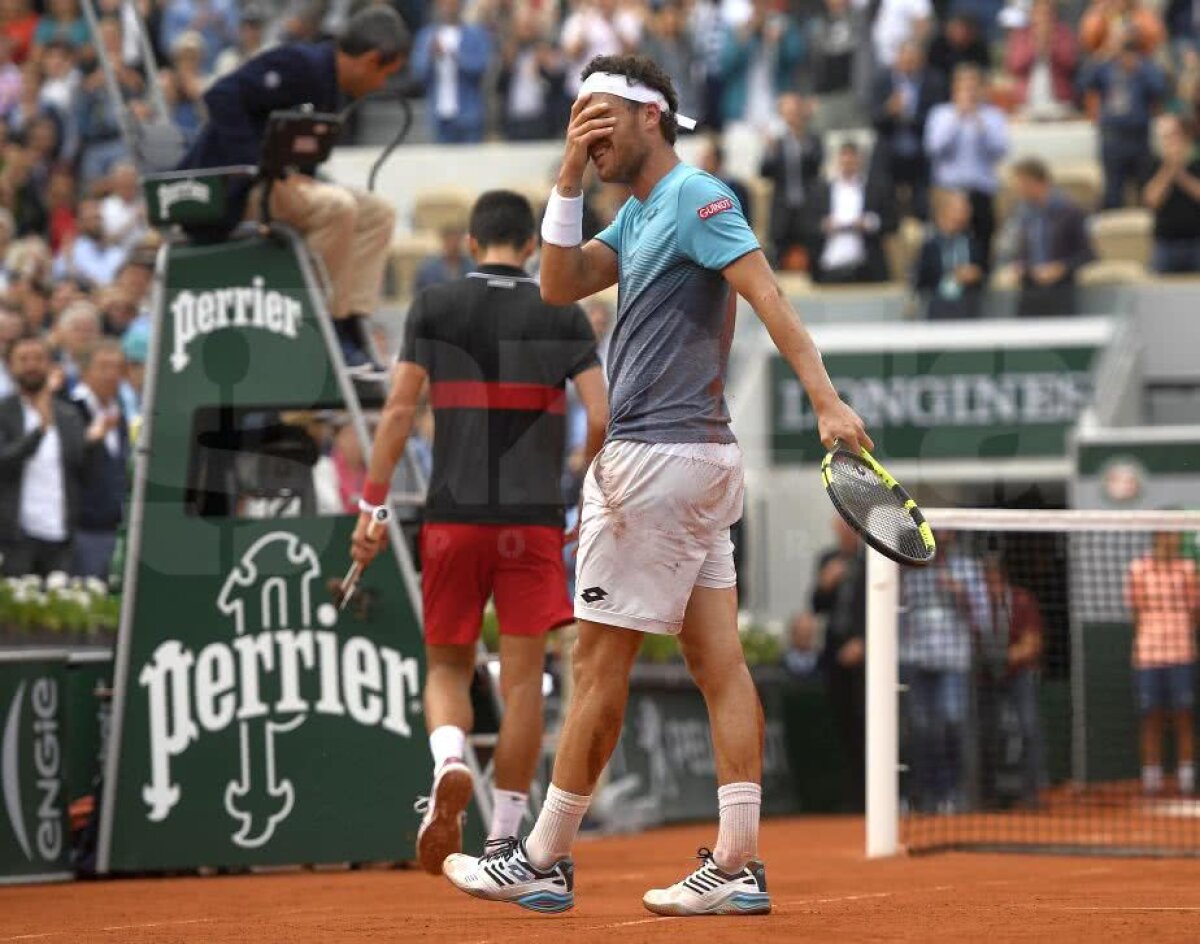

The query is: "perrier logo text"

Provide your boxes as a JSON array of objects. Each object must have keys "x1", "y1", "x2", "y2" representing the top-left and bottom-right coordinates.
[{"x1": 170, "y1": 277, "x2": 302, "y2": 373}]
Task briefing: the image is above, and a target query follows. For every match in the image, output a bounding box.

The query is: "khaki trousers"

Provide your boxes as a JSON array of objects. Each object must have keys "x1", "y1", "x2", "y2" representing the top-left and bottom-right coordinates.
[{"x1": 252, "y1": 175, "x2": 395, "y2": 319}]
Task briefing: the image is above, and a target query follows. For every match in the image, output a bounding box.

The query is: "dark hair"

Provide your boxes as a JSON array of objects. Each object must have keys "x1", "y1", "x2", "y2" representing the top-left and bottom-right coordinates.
[
  {"x1": 580, "y1": 55, "x2": 679, "y2": 145},
  {"x1": 5, "y1": 332, "x2": 49, "y2": 364},
  {"x1": 469, "y1": 190, "x2": 535, "y2": 249},
  {"x1": 1012, "y1": 157, "x2": 1051, "y2": 184},
  {"x1": 839, "y1": 140, "x2": 861, "y2": 156},
  {"x1": 338, "y1": 6, "x2": 411, "y2": 64}
]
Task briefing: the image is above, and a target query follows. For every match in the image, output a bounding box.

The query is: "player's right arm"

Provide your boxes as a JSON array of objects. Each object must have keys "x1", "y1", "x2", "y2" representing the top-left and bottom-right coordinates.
[{"x1": 541, "y1": 95, "x2": 620, "y2": 305}]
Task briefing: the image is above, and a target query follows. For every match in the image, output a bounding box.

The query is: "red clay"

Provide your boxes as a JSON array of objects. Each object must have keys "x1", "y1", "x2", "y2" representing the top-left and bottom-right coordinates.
[{"x1": 3, "y1": 816, "x2": 1200, "y2": 943}]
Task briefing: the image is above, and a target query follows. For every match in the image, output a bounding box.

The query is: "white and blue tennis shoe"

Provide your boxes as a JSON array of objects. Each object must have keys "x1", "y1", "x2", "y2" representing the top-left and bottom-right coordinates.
[
  {"x1": 442, "y1": 838, "x2": 575, "y2": 914},
  {"x1": 642, "y1": 847, "x2": 771, "y2": 916}
]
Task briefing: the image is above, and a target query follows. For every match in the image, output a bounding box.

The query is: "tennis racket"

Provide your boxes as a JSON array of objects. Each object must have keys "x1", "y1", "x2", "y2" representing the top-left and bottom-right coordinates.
[
  {"x1": 821, "y1": 442, "x2": 936, "y2": 567},
  {"x1": 338, "y1": 504, "x2": 391, "y2": 610}
]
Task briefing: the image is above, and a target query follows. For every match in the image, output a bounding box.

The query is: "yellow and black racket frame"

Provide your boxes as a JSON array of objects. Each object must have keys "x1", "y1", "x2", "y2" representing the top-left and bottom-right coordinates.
[{"x1": 820, "y1": 444, "x2": 937, "y2": 566}]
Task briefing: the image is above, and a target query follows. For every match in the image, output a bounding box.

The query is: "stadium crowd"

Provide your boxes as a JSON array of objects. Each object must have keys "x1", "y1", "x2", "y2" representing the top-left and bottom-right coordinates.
[{"x1": 2, "y1": 0, "x2": 1200, "y2": 584}]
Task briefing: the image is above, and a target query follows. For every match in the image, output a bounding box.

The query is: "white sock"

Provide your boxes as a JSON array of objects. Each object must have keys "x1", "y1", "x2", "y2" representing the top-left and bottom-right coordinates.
[
  {"x1": 1143, "y1": 765, "x2": 1164, "y2": 792},
  {"x1": 489, "y1": 789, "x2": 528, "y2": 840},
  {"x1": 429, "y1": 725, "x2": 466, "y2": 770},
  {"x1": 1179, "y1": 763, "x2": 1195, "y2": 794},
  {"x1": 713, "y1": 782, "x2": 762, "y2": 873},
  {"x1": 525, "y1": 784, "x2": 590, "y2": 869}
]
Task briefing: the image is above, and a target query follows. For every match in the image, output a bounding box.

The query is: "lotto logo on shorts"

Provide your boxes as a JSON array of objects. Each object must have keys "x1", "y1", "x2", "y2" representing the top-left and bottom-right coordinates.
[
  {"x1": 580, "y1": 586, "x2": 608, "y2": 604},
  {"x1": 697, "y1": 197, "x2": 734, "y2": 220}
]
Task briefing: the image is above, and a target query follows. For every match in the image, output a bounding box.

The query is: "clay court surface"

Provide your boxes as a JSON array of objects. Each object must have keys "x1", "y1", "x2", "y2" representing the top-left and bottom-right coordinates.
[{"x1": 3, "y1": 817, "x2": 1200, "y2": 943}]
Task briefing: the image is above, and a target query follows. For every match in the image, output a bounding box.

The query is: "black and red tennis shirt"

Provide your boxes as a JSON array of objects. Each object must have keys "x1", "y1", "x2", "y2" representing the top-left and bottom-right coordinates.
[{"x1": 398, "y1": 263, "x2": 599, "y2": 527}]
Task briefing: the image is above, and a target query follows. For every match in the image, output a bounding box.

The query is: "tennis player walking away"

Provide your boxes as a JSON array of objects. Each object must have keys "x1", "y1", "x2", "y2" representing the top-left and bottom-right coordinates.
[
  {"x1": 350, "y1": 191, "x2": 609, "y2": 874},
  {"x1": 441, "y1": 55, "x2": 872, "y2": 917}
]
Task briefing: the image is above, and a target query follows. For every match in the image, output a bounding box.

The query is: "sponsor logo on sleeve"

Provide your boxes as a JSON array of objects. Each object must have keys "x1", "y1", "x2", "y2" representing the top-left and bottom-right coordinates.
[{"x1": 697, "y1": 197, "x2": 735, "y2": 221}]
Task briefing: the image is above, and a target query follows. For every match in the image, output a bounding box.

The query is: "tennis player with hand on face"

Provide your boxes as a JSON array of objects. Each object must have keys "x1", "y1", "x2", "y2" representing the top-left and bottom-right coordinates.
[{"x1": 442, "y1": 54, "x2": 872, "y2": 917}]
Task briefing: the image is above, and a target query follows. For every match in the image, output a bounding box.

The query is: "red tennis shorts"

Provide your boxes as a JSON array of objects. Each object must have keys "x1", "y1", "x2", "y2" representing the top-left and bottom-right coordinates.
[{"x1": 420, "y1": 522, "x2": 575, "y2": 646}]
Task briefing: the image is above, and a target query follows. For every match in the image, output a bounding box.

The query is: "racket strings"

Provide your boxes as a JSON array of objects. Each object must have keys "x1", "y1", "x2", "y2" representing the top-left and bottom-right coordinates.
[{"x1": 827, "y1": 456, "x2": 928, "y2": 561}]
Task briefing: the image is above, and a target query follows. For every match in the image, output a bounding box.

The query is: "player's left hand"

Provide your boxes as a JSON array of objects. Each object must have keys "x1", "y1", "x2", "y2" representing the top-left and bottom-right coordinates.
[
  {"x1": 817, "y1": 399, "x2": 874, "y2": 454},
  {"x1": 351, "y1": 510, "x2": 386, "y2": 567}
]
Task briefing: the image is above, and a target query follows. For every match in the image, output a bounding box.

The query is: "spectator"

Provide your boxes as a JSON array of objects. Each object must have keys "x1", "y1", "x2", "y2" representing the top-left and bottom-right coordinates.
[
  {"x1": 54, "y1": 199, "x2": 126, "y2": 286},
  {"x1": 496, "y1": 5, "x2": 565, "y2": 142},
  {"x1": 901, "y1": 533, "x2": 989, "y2": 814},
  {"x1": 697, "y1": 134, "x2": 753, "y2": 230},
  {"x1": 159, "y1": 0, "x2": 239, "y2": 72},
  {"x1": 100, "y1": 161, "x2": 146, "y2": 253},
  {"x1": 1082, "y1": 38, "x2": 1167, "y2": 208},
  {"x1": 872, "y1": 0, "x2": 932, "y2": 71},
  {"x1": 813, "y1": 515, "x2": 868, "y2": 811},
  {"x1": 1126, "y1": 530, "x2": 1199, "y2": 795},
  {"x1": 0, "y1": 304, "x2": 20, "y2": 397},
  {"x1": 927, "y1": 13, "x2": 990, "y2": 87},
  {"x1": 33, "y1": 0, "x2": 90, "y2": 55},
  {"x1": 690, "y1": 0, "x2": 730, "y2": 129},
  {"x1": 414, "y1": 224, "x2": 473, "y2": 292},
  {"x1": 213, "y1": 5, "x2": 270, "y2": 78},
  {"x1": 0, "y1": 335, "x2": 96, "y2": 577},
  {"x1": 412, "y1": 0, "x2": 492, "y2": 144},
  {"x1": 640, "y1": 0, "x2": 699, "y2": 123},
  {"x1": 1080, "y1": 0, "x2": 1165, "y2": 58},
  {"x1": 871, "y1": 40, "x2": 945, "y2": 220},
  {"x1": 1010, "y1": 157, "x2": 1094, "y2": 316},
  {"x1": 0, "y1": 0, "x2": 38, "y2": 65},
  {"x1": 981, "y1": 554, "x2": 1046, "y2": 809},
  {"x1": 720, "y1": 0, "x2": 805, "y2": 132},
  {"x1": 75, "y1": 17, "x2": 141, "y2": 185},
  {"x1": 69, "y1": 339, "x2": 127, "y2": 579},
  {"x1": 760, "y1": 92, "x2": 824, "y2": 268},
  {"x1": 38, "y1": 40, "x2": 80, "y2": 132},
  {"x1": 2, "y1": 144, "x2": 50, "y2": 240},
  {"x1": 808, "y1": 140, "x2": 896, "y2": 284},
  {"x1": 119, "y1": 318, "x2": 148, "y2": 426},
  {"x1": 1005, "y1": 0, "x2": 1078, "y2": 120},
  {"x1": 559, "y1": 0, "x2": 642, "y2": 98},
  {"x1": 810, "y1": 0, "x2": 868, "y2": 100},
  {"x1": 1143, "y1": 114, "x2": 1200, "y2": 273},
  {"x1": 1167, "y1": 0, "x2": 1200, "y2": 64},
  {"x1": 45, "y1": 166, "x2": 76, "y2": 254},
  {"x1": 168, "y1": 29, "x2": 210, "y2": 138},
  {"x1": 914, "y1": 188, "x2": 986, "y2": 319},
  {"x1": 94, "y1": 290, "x2": 131, "y2": 343},
  {"x1": 783, "y1": 612, "x2": 821, "y2": 678},
  {"x1": 925, "y1": 64, "x2": 1009, "y2": 266},
  {"x1": 0, "y1": 35, "x2": 21, "y2": 120},
  {"x1": 52, "y1": 299, "x2": 100, "y2": 389}
]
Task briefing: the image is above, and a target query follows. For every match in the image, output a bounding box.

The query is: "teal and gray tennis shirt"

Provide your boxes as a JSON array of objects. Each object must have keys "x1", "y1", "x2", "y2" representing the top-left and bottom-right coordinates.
[{"x1": 594, "y1": 162, "x2": 759, "y2": 445}]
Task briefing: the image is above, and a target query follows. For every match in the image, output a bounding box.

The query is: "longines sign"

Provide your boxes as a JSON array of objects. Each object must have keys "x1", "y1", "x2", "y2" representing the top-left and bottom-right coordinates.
[{"x1": 770, "y1": 321, "x2": 1110, "y2": 464}]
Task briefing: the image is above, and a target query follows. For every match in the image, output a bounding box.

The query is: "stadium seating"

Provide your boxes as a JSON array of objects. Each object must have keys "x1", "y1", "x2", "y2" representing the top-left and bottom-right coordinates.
[{"x1": 1091, "y1": 209, "x2": 1153, "y2": 267}]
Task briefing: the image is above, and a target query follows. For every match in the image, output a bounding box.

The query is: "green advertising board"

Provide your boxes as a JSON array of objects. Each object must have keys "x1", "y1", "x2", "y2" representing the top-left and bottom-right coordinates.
[
  {"x1": 65, "y1": 651, "x2": 112, "y2": 812},
  {"x1": 0, "y1": 651, "x2": 72, "y2": 884},
  {"x1": 770, "y1": 321, "x2": 1112, "y2": 465},
  {"x1": 97, "y1": 230, "x2": 434, "y2": 873},
  {"x1": 611, "y1": 666, "x2": 801, "y2": 824}
]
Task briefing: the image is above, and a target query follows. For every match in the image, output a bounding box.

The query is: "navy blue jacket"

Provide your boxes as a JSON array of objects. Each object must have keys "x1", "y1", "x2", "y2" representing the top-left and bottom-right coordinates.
[
  {"x1": 177, "y1": 42, "x2": 341, "y2": 235},
  {"x1": 71, "y1": 397, "x2": 129, "y2": 533}
]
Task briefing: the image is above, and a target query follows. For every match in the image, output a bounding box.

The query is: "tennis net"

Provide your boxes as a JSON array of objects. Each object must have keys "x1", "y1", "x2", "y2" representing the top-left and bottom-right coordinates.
[{"x1": 867, "y1": 509, "x2": 1200, "y2": 857}]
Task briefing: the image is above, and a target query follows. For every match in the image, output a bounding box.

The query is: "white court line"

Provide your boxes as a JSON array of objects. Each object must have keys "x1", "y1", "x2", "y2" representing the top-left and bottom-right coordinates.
[
  {"x1": 1023, "y1": 906, "x2": 1200, "y2": 913},
  {"x1": 784, "y1": 892, "x2": 895, "y2": 907},
  {"x1": 0, "y1": 918, "x2": 215, "y2": 941}
]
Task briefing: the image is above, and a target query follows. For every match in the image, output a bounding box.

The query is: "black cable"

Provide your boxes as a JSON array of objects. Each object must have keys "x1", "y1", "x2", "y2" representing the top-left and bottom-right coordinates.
[
  {"x1": 338, "y1": 85, "x2": 418, "y2": 194},
  {"x1": 368, "y1": 98, "x2": 413, "y2": 193}
]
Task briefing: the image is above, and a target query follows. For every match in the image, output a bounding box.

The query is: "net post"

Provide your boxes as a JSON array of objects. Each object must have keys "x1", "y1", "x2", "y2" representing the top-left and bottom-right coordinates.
[{"x1": 866, "y1": 548, "x2": 900, "y2": 859}]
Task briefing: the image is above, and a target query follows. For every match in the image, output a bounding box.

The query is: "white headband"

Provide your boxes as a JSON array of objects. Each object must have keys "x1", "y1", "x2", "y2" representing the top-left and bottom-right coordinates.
[{"x1": 577, "y1": 72, "x2": 697, "y2": 131}]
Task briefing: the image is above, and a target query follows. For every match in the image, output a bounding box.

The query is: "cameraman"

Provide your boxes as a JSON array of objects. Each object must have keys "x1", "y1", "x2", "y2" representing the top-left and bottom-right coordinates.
[{"x1": 177, "y1": 6, "x2": 410, "y2": 369}]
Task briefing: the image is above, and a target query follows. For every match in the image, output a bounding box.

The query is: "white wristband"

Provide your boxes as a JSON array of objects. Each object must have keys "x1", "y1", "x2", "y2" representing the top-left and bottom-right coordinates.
[{"x1": 541, "y1": 188, "x2": 584, "y2": 247}]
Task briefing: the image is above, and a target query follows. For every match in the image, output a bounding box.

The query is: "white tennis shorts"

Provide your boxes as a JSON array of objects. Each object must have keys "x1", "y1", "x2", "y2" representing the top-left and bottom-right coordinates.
[{"x1": 574, "y1": 440, "x2": 745, "y2": 635}]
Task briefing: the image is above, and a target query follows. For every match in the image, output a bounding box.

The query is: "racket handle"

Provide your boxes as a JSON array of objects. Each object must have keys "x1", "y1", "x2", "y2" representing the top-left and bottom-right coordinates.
[{"x1": 339, "y1": 506, "x2": 390, "y2": 611}]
